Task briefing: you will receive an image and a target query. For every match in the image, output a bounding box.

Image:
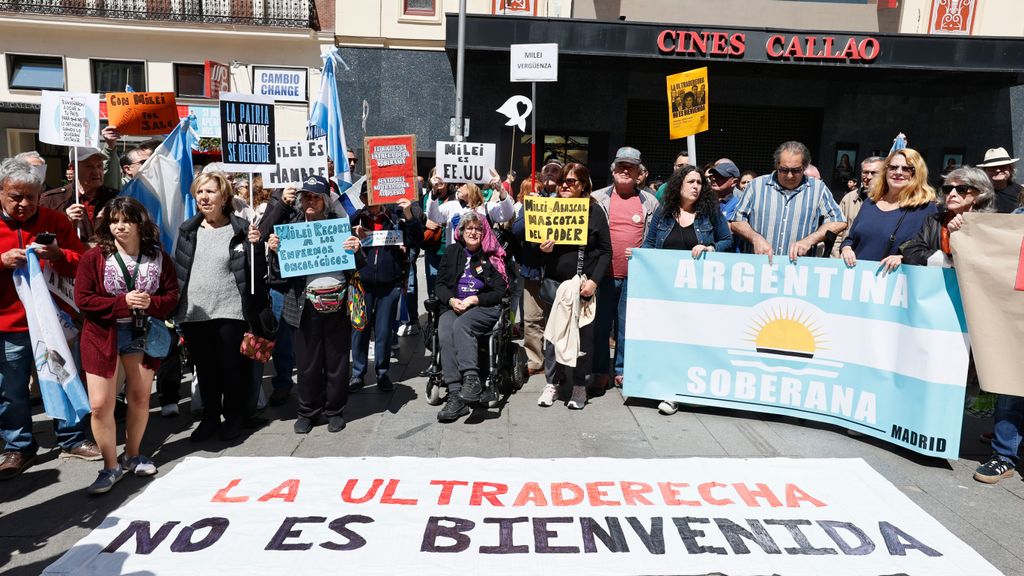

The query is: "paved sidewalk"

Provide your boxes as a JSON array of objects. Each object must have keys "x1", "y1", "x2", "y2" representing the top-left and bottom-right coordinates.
[{"x1": 2, "y1": 331, "x2": 1023, "y2": 575}]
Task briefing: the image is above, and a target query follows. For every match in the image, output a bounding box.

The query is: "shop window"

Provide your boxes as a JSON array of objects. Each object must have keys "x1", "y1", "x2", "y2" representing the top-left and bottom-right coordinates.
[
  {"x1": 174, "y1": 63, "x2": 205, "y2": 98},
  {"x1": 517, "y1": 134, "x2": 593, "y2": 181},
  {"x1": 404, "y1": 0, "x2": 436, "y2": 16},
  {"x1": 7, "y1": 54, "x2": 64, "y2": 90},
  {"x1": 91, "y1": 59, "x2": 147, "y2": 93}
]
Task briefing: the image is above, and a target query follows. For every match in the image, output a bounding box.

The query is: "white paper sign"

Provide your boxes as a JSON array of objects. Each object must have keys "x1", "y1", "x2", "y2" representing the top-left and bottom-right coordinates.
[
  {"x1": 43, "y1": 457, "x2": 1005, "y2": 576},
  {"x1": 253, "y1": 67, "x2": 308, "y2": 102},
  {"x1": 361, "y1": 230, "x2": 404, "y2": 247},
  {"x1": 435, "y1": 141, "x2": 496, "y2": 184},
  {"x1": 39, "y1": 91, "x2": 100, "y2": 148},
  {"x1": 42, "y1": 264, "x2": 78, "y2": 312},
  {"x1": 260, "y1": 139, "x2": 329, "y2": 188},
  {"x1": 510, "y1": 43, "x2": 559, "y2": 82}
]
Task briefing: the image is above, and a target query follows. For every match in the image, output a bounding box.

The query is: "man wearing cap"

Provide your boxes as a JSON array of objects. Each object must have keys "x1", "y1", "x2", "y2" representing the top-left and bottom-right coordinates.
[
  {"x1": 977, "y1": 147, "x2": 1023, "y2": 213},
  {"x1": 709, "y1": 160, "x2": 742, "y2": 221},
  {"x1": 731, "y1": 141, "x2": 845, "y2": 263},
  {"x1": 591, "y1": 147, "x2": 660, "y2": 390},
  {"x1": 40, "y1": 147, "x2": 120, "y2": 244}
]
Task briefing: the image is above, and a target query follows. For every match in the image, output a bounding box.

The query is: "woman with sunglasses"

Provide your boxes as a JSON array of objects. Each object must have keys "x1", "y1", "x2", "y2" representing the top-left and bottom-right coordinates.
[
  {"x1": 839, "y1": 148, "x2": 937, "y2": 272},
  {"x1": 900, "y1": 166, "x2": 996, "y2": 265}
]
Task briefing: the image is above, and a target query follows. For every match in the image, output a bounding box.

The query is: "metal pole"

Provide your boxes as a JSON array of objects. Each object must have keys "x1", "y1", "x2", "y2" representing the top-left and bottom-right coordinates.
[
  {"x1": 530, "y1": 82, "x2": 537, "y2": 193},
  {"x1": 73, "y1": 146, "x2": 79, "y2": 205},
  {"x1": 454, "y1": 0, "x2": 467, "y2": 142},
  {"x1": 687, "y1": 135, "x2": 697, "y2": 167},
  {"x1": 249, "y1": 172, "x2": 255, "y2": 296}
]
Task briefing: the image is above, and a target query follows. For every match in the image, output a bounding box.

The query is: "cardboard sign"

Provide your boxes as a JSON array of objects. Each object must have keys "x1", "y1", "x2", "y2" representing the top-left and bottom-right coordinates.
[
  {"x1": 204, "y1": 60, "x2": 231, "y2": 99},
  {"x1": 260, "y1": 139, "x2": 328, "y2": 188},
  {"x1": 273, "y1": 217, "x2": 355, "y2": 278},
  {"x1": 219, "y1": 93, "x2": 276, "y2": 171},
  {"x1": 624, "y1": 250, "x2": 970, "y2": 459},
  {"x1": 523, "y1": 196, "x2": 589, "y2": 245},
  {"x1": 253, "y1": 66, "x2": 307, "y2": 102},
  {"x1": 38, "y1": 90, "x2": 100, "y2": 148},
  {"x1": 435, "y1": 141, "x2": 495, "y2": 184},
  {"x1": 510, "y1": 43, "x2": 559, "y2": 82},
  {"x1": 105, "y1": 92, "x2": 178, "y2": 136},
  {"x1": 365, "y1": 135, "x2": 417, "y2": 205},
  {"x1": 42, "y1": 264, "x2": 77, "y2": 312},
  {"x1": 43, "y1": 456, "x2": 1006, "y2": 576},
  {"x1": 666, "y1": 67, "x2": 709, "y2": 140}
]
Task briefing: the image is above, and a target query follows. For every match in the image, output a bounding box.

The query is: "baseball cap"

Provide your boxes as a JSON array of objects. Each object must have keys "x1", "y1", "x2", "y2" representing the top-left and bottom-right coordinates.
[
  {"x1": 70, "y1": 147, "x2": 108, "y2": 163},
  {"x1": 710, "y1": 161, "x2": 741, "y2": 179},
  {"x1": 613, "y1": 146, "x2": 642, "y2": 166},
  {"x1": 299, "y1": 175, "x2": 330, "y2": 196}
]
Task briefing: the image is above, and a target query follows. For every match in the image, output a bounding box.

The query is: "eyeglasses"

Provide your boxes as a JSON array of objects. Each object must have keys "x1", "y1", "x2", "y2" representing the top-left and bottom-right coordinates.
[
  {"x1": 941, "y1": 184, "x2": 977, "y2": 195},
  {"x1": 347, "y1": 158, "x2": 357, "y2": 165},
  {"x1": 887, "y1": 165, "x2": 915, "y2": 175},
  {"x1": 462, "y1": 227, "x2": 483, "y2": 234},
  {"x1": 559, "y1": 178, "x2": 579, "y2": 186},
  {"x1": 776, "y1": 167, "x2": 803, "y2": 175}
]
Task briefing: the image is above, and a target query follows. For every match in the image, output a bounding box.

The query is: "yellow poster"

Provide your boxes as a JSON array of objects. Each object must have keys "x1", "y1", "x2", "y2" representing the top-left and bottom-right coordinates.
[
  {"x1": 524, "y1": 196, "x2": 589, "y2": 245},
  {"x1": 666, "y1": 67, "x2": 709, "y2": 140}
]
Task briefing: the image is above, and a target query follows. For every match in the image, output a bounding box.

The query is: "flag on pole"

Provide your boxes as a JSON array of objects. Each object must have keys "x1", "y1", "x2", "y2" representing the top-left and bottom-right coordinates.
[
  {"x1": 123, "y1": 115, "x2": 198, "y2": 254},
  {"x1": 13, "y1": 248, "x2": 91, "y2": 429},
  {"x1": 889, "y1": 132, "x2": 907, "y2": 155},
  {"x1": 308, "y1": 48, "x2": 354, "y2": 208}
]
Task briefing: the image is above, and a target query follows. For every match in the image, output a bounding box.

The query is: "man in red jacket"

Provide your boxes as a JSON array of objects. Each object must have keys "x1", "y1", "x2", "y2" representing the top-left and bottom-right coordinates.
[{"x1": 0, "y1": 157, "x2": 99, "y2": 480}]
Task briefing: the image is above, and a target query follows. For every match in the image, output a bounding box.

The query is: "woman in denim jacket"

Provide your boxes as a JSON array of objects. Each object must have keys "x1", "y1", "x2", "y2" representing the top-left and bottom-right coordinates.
[{"x1": 642, "y1": 164, "x2": 732, "y2": 416}]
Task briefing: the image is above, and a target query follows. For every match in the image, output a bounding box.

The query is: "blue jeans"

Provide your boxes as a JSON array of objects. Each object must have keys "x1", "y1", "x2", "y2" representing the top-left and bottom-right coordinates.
[
  {"x1": 0, "y1": 331, "x2": 87, "y2": 453},
  {"x1": 992, "y1": 394, "x2": 1024, "y2": 465},
  {"x1": 351, "y1": 282, "x2": 402, "y2": 379},
  {"x1": 593, "y1": 276, "x2": 627, "y2": 377},
  {"x1": 423, "y1": 247, "x2": 443, "y2": 298},
  {"x1": 405, "y1": 247, "x2": 420, "y2": 323}
]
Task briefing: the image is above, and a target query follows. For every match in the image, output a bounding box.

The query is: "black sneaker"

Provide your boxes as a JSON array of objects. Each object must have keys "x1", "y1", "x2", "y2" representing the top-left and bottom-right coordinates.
[
  {"x1": 974, "y1": 455, "x2": 1016, "y2": 484},
  {"x1": 220, "y1": 417, "x2": 243, "y2": 441},
  {"x1": 459, "y1": 372, "x2": 483, "y2": 403},
  {"x1": 294, "y1": 416, "x2": 314, "y2": 434},
  {"x1": 268, "y1": 387, "x2": 291, "y2": 407},
  {"x1": 327, "y1": 415, "x2": 346, "y2": 433},
  {"x1": 189, "y1": 418, "x2": 221, "y2": 443},
  {"x1": 348, "y1": 376, "x2": 366, "y2": 392},
  {"x1": 437, "y1": 395, "x2": 470, "y2": 423},
  {"x1": 376, "y1": 374, "x2": 395, "y2": 392}
]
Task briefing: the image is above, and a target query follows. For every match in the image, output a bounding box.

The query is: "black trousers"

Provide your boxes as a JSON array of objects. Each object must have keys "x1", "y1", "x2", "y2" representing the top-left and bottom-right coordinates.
[
  {"x1": 292, "y1": 304, "x2": 351, "y2": 419},
  {"x1": 155, "y1": 335, "x2": 181, "y2": 406},
  {"x1": 181, "y1": 319, "x2": 252, "y2": 424}
]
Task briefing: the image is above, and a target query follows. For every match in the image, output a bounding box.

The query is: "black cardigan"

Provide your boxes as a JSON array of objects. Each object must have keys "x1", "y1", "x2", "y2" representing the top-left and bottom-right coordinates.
[{"x1": 434, "y1": 245, "x2": 507, "y2": 312}]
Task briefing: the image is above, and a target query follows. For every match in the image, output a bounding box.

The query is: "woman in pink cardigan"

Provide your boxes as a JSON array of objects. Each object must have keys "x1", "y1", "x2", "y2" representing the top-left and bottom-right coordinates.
[{"x1": 74, "y1": 197, "x2": 178, "y2": 495}]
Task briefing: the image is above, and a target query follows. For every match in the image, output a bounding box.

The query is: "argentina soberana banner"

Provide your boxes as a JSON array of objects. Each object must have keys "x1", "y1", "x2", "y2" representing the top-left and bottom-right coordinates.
[{"x1": 623, "y1": 250, "x2": 970, "y2": 459}]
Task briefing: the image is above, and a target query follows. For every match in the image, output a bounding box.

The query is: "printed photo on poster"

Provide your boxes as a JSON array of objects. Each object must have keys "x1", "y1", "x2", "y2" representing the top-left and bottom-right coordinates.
[
  {"x1": 941, "y1": 150, "x2": 964, "y2": 175},
  {"x1": 365, "y1": 135, "x2": 418, "y2": 205},
  {"x1": 832, "y1": 145, "x2": 857, "y2": 191},
  {"x1": 666, "y1": 67, "x2": 709, "y2": 140}
]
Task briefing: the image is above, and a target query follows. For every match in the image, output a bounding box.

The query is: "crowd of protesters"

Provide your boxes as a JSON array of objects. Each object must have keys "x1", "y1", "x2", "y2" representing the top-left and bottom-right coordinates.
[{"x1": 1, "y1": 132, "x2": 1022, "y2": 496}]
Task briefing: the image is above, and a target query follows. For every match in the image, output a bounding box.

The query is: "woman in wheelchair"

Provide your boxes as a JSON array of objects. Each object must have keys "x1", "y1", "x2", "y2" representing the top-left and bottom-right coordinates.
[{"x1": 434, "y1": 212, "x2": 509, "y2": 423}]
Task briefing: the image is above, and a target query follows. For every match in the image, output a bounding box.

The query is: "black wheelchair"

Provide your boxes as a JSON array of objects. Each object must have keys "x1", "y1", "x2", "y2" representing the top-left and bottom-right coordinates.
[{"x1": 422, "y1": 293, "x2": 529, "y2": 407}]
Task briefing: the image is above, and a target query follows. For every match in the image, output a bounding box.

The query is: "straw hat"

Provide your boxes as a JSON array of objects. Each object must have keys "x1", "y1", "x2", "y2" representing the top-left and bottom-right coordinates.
[{"x1": 976, "y1": 147, "x2": 1019, "y2": 168}]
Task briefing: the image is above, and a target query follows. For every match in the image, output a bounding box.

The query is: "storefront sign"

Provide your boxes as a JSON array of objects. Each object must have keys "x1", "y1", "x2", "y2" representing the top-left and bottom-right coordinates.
[
  {"x1": 666, "y1": 67, "x2": 709, "y2": 140},
  {"x1": 930, "y1": 0, "x2": 976, "y2": 35},
  {"x1": 273, "y1": 217, "x2": 355, "y2": 278},
  {"x1": 219, "y1": 93, "x2": 276, "y2": 171},
  {"x1": 624, "y1": 250, "x2": 969, "y2": 459},
  {"x1": 523, "y1": 196, "x2": 589, "y2": 245},
  {"x1": 510, "y1": 43, "x2": 559, "y2": 82},
  {"x1": 204, "y1": 60, "x2": 231, "y2": 99},
  {"x1": 365, "y1": 135, "x2": 418, "y2": 204},
  {"x1": 43, "y1": 456, "x2": 1006, "y2": 576},
  {"x1": 657, "y1": 30, "x2": 880, "y2": 64},
  {"x1": 38, "y1": 90, "x2": 100, "y2": 148},
  {"x1": 253, "y1": 66, "x2": 308, "y2": 102},
  {"x1": 105, "y1": 92, "x2": 179, "y2": 136},
  {"x1": 435, "y1": 141, "x2": 496, "y2": 184},
  {"x1": 260, "y1": 139, "x2": 328, "y2": 189}
]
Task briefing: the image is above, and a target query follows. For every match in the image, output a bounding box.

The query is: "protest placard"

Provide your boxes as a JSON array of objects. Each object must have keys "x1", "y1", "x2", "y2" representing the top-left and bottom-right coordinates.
[
  {"x1": 509, "y1": 43, "x2": 559, "y2": 82},
  {"x1": 253, "y1": 66, "x2": 307, "y2": 102},
  {"x1": 435, "y1": 141, "x2": 495, "y2": 184},
  {"x1": 361, "y1": 230, "x2": 404, "y2": 248},
  {"x1": 105, "y1": 92, "x2": 178, "y2": 136},
  {"x1": 623, "y1": 250, "x2": 970, "y2": 459},
  {"x1": 44, "y1": 456, "x2": 1005, "y2": 576},
  {"x1": 38, "y1": 91, "x2": 100, "y2": 148},
  {"x1": 219, "y1": 93, "x2": 276, "y2": 171},
  {"x1": 365, "y1": 135, "x2": 417, "y2": 204},
  {"x1": 189, "y1": 105, "x2": 221, "y2": 138},
  {"x1": 260, "y1": 139, "x2": 328, "y2": 188},
  {"x1": 666, "y1": 67, "x2": 709, "y2": 140},
  {"x1": 273, "y1": 217, "x2": 355, "y2": 278},
  {"x1": 523, "y1": 196, "x2": 589, "y2": 245}
]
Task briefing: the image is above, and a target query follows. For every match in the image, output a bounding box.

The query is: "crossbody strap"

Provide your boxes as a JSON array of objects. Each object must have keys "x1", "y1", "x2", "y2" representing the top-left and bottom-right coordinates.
[
  {"x1": 576, "y1": 245, "x2": 585, "y2": 276},
  {"x1": 113, "y1": 252, "x2": 141, "y2": 292},
  {"x1": 885, "y1": 208, "x2": 911, "y2": 256}
]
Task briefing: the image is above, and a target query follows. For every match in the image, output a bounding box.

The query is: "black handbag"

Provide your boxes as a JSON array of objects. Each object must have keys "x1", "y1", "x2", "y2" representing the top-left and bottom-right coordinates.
[{"x1": 538, "y1": 245, "x2": 585, "y2": 306}]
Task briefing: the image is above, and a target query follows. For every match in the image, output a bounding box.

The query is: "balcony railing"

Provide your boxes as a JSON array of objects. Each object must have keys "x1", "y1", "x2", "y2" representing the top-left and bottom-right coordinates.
[{"x1": 0, "y1": 0, "x2": 319, "y2": 30}]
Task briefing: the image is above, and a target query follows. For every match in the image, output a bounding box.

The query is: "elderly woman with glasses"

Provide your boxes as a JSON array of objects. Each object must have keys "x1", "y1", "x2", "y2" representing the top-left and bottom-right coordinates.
[
  {"x1": 839, "y1": 148, "x2": 937, "y2": 272},
  {"x1": 433, "y1": 212, "x2": 508, "y2": 423},
  {"x1": 900, "y1": 165, "x2": 995, "y2": 265}
]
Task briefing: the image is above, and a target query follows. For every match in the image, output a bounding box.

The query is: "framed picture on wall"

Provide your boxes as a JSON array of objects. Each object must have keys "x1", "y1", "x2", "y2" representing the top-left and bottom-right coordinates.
[
  {"x1": 941, "y1": 149, "x2": 965, "y2": 175},
  {"x1": 833, "y1": 145, "x2": 857, "y2": 192}
]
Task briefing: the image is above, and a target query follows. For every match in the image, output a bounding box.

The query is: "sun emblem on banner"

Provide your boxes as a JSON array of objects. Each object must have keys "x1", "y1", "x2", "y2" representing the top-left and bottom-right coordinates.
[{"x1": 744, "y1": 304, "x2": 828, "y2": 359}]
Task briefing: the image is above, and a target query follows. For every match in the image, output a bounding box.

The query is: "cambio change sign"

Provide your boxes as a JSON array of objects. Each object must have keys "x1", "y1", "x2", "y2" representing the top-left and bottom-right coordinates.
[{"x1": 44, "y1": 457, "x2": 1003, "y2": 576}]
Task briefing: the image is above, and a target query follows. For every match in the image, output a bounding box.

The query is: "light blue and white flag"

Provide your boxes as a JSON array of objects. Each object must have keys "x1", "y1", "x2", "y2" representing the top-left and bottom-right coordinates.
[
  {"x1": 13, "y1": 249, "x2": 90, "y2": 428},
  {"x1": 308, "y1": 48, "x2": 359, "y2": 214},
  {"x1": 123, "y1": 115, "x2": 197, "y2": 253},
  {"x1": 889, "y1": 132, "x2": 907, "y2": 155},
  {"x1": 624, "y1": 250, "x2": 970, "y2": 459}
]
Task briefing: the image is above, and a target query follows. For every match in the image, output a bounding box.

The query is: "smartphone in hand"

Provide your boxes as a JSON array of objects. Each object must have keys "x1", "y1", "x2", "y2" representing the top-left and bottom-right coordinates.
[{"x1": 34, "y1": 232, "x2": 56, "y2": 245}]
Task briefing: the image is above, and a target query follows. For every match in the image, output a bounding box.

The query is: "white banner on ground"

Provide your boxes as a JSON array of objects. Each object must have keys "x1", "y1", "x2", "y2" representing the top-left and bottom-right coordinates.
[{"x1": 44, "y1": 457, "x2": 1003, "y2": 576}]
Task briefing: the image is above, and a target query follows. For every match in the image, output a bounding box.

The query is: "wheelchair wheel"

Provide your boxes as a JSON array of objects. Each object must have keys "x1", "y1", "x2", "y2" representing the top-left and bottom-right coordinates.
[
  {"x1": 425, "y1": 378, "x2": 444, "y2": 406},
  {"x1": 511, "y1": 344, "x2": 529, "y2": 389}
]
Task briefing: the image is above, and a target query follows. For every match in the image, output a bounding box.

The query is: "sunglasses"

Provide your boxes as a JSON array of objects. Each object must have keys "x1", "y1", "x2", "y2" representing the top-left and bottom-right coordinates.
[
  {"x1": 887, "y1": 165, "x2": 915, "y2": 175},
  {"x1": 776, "y1": 167, "x2": 803, "y2": 175},
  {"x1": 559, "y1": 178, "x2": 579, "y2": 186},
  {"x1": 941, "y1": 184, "x2": 977, "y2": 195}
]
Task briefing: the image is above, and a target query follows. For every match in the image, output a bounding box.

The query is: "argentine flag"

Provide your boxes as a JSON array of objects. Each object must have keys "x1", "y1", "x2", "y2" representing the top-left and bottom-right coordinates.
[
  {"x1": 123, "y1": 115, "x2": 197, "y2": 254},
  {"x1": 308, "y1": 48, "x2": 362, "y2": 216}
]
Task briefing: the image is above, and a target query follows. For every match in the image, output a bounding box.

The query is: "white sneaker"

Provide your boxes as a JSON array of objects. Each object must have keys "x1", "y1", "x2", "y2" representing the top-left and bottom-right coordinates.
[
  {"x1": 658, "y1": 401, "x2": 679, "y2": 415},
  {"x1": 567, "y1": 386, "x2": 587, "y2": 410},
  {"x1": 537, "y1": 384, "x2": 557, "y2": 407},
  {"x1": 160, "y1": 403, "x2": 179, "y2": 417}
]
